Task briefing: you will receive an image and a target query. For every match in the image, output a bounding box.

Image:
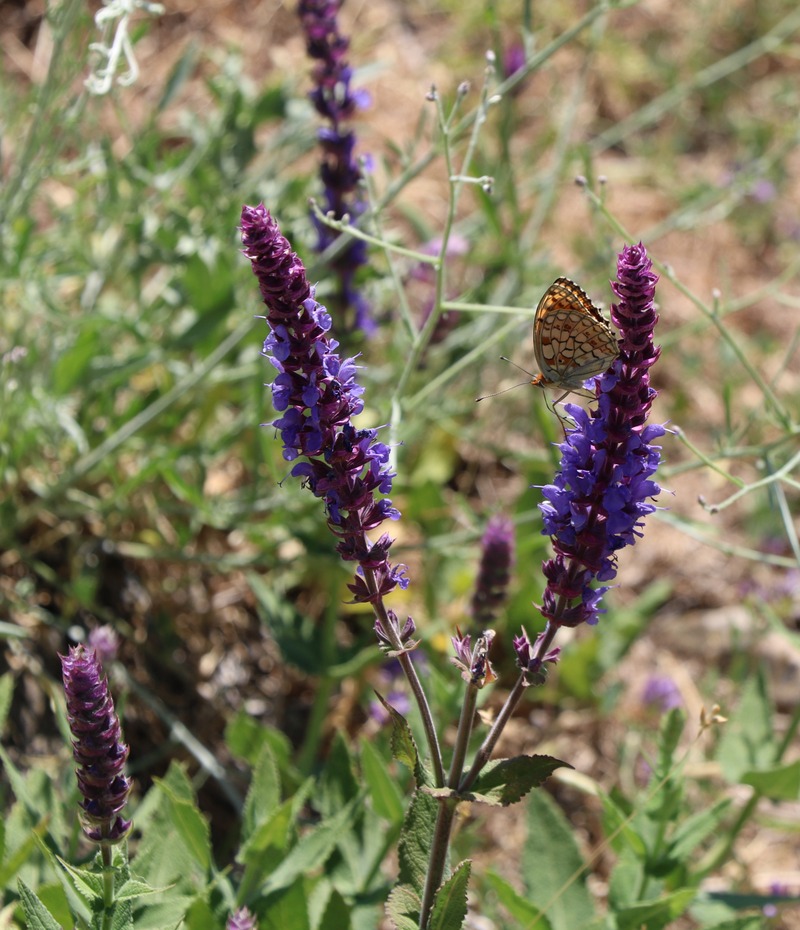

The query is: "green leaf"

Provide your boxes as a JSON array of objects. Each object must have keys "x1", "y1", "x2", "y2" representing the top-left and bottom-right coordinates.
[
  {"x1": 162, "y1": 789, "x2": 212, "y2": 873},
  {"x1": 0, "y1": 673, "x2": 13, "y2": 735},
  {"x1": 716, "y1": 669, "x2": 774, "y2": 782},
  {"x1": 373, "y1": 691, "x2": 430, "y2": 787},
  {"x1": 599, "y1": 791, "x2": 647, "y2": 858},
  {"x1": 261, "y1": 880, "x2": 312, "y2": 930},
  {"x1": 467, "y1": 755, "x2": 570, "y2": 806},
  {"x1": 607, "y1": 847, "x2": 644, "y2": 911},
  {"x1": 109, "y1": 899, "x2": 134, "y2": 930},
  {"x1": 741, "y1": 758, "x2": 800, "y2": 800},
  {"x1": 318, "y1": 730, "x2": 359, "y2": 818},
  {"x1": 17, "y1": 879, "x2": 64, "y2": 930},
  {"x1": 386, "y1": 883, "x2": 421, "y2": 930},
  {"x1": 521, "y1": 790, "x2": 596, "y2": 930},
  {"x1": 397, "y1": 790, "x2": 438, "y2": 895},
  {"x1": 261, "y1": 794, "x2": 363, "y2": 896},
  {"x1": 360, "y1": 737, "x2": 405, "y2": 824},
  {"x1": 668, "y1": 797, "x2": 733, "y2": 859},
  {"x1": 484, "y1": 871, "x2": 553, "y2": 929},
  {"x1": 614, "y1": 888, "x2": 696, "y2": 930},
  {"x1": 428, "y1": 859, "x2": 471, "y2": 930},
  {"x1": 242, "y1": 740, "x2": 281, "y2": 843},
  {"x1": 225, "y1": 713, "x2": 293, "y2": 773},
  {"x1": 655, "y1": 708, "x2": 687, "y2": 778},
  {"x1": 55, "y1": 856, "x2": 105, "y2": 900},
  {"x1": 316, "y1": 885, "x2": 352, "y2": 930}
]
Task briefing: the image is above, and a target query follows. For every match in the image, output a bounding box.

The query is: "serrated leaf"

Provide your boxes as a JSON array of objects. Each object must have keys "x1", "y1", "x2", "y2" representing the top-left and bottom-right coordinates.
[
  {"x1": 428, "y1": 859, "x2": 471, "y2": 930},
  {"x1": 242, "y1": 740, "x2": 281, "y2": 842},
  {"x1": 522, "y1": 790, "x2": 596, "y2": 930},
  {"x1": 741, "y1": 759, "x2": 800, "y2": 801},
  {"x1": 373, "y1": 692, "x2": 430, "y2": 787},
  {"x1": 157, "y1": 783, "x2": 212, "y2": 873},
  {"x1": 397, "y1": 790, "x2": 438, "y2": 895},
  {"x1": 360, "y1": 738, "x2": 405, "y2": 824},
  {"x1": 56, "y1": 856, "x2": 106, "y2": 900},
  {"x1": 484, "y1": 871, "x2": 553, "y2": 929},
  {"x1": 17, "y1": 879, "x2": 64, "y2": 930},
  {"x1": 386, "y1": 883, "x2": 421, "y2": 930},
  {"x1": 115, "y1": 878, "x2": 169, "y2": 900},
  {"x1": 467, "y1": 755, "x2": 570, "y2": 806},
  {"x1": 109, "y1": 899, "x2": 134, "y2": 930},
  {"x1": 614, "y1": 888, "x2": 696, "y2": 930},
  {"x1": 261, "y1": 794, "x2": 363, "y2": 896}
]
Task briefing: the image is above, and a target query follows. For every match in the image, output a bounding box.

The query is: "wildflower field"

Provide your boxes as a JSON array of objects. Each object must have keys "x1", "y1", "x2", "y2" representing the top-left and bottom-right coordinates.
[{"x1": 1, "y1": 1, "x2": 799, "y2": 929}]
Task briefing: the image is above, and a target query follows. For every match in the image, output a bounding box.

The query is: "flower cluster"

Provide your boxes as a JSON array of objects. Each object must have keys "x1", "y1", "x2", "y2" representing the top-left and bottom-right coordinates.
[
  {"x1": 298, "y1": 0, "x2": 373, "y2": 334},
  {"x1": 538, "y1": 243, "x2": 664, "y2": 627},
  {"x1": 451, "y1": 629, "x2": 497, "y2": 688},
  {"x1": 471, "y1": 514, "x2": 515, "y2": 629},
  {"x1": 60, "y1": 645, "x2": 132, "y2": 844},
  {"x1": 513, "y1": 628, "x2": 561, "y2": 686},
  {"x1": 241, "y1": 204, "x2": 407, "y2": 602}
]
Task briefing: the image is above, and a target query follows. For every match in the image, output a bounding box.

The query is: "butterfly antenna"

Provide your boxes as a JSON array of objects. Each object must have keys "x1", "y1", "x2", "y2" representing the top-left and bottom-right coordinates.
[
  {"x1": 499, "y1": 356, "x2": 536, "y2": 378},
  {"x1": 476, "y1": 379, "x2": 531, "y2": 402}
]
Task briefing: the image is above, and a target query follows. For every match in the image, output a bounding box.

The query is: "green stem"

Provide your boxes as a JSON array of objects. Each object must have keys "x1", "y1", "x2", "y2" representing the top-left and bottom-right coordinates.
[
  {"x1": 363, "y1": 566, "x2": 445, "y2": 787},
  {"x1": 418, "y1": 799, "x2": 457, "y2": 930},
  {"x1": 448, "y1": 684, "x2": 479, "y2": 789}
]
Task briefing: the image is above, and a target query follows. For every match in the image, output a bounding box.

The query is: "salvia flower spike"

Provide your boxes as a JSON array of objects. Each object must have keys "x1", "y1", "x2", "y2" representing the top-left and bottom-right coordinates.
[
  {"x1": 60, "y1": 645, "x2": 132, "y2": 844},
  {"x1": 538, "y1": 242, "x2": 665, "y2": 630},
  {"x1": 241, "y1": 204, "x2": 408, "y2": 603}
]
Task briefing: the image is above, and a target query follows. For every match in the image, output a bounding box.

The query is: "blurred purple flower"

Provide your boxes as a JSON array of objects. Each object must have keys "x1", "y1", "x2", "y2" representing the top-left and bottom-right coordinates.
[
  {"x1": 642, "y1": 675, "x2": 682, "y2": 711},
  {"x1": 298, "y1": 0, "x2": 373, "y2": 334},
  {"x1": 88, "y1": 625, "x2": 120, "y2": 665},
  {"x1": 241, "y1": 205, "x2": 408, "y2": 603},
  {"x1": 538, "y1": 243, "x2": 664, "y2": 627},
  {"x1": 471, "y1": 515, "x2": 515, "y2": 629},
  {"x1": 60, "y1": 645, "x2": 131, "y2": 844},
  {"x1": 227, "y1": 908, "x2": 258, "y2": 930}
]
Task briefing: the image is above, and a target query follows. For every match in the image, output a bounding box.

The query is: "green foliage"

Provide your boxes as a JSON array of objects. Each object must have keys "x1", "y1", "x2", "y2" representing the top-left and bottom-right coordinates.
[{"x1": 2, "y1": 0, "x2": 799, "y2": 927}]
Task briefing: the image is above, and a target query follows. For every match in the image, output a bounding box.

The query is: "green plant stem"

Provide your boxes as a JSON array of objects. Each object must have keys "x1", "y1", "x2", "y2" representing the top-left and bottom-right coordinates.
[
  {"x1": 418, "y1": 799, "x2": 457, "y2": 930},
  {"x1": 448, "y1": 684, "x2": 479, "y2": 789},
  {"x1": 460, "y1": 673, "x2": 527, "y2": 793},
  {"x1": 100, "y1": 842, "x2": 114, "y2": 930},
  {"x1": 363, "y1": 566, "x2": 445, "y2": 787},
  {"x1": 416, "y1": 683, "x2": 481, "y2": 928}
]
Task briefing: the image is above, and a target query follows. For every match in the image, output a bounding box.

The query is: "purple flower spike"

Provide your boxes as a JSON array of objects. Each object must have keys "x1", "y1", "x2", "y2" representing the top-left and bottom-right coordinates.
[
  {"x1": 227, "y1": 908, "x2": 258, "y2": 930},
  {"x1": 471, "y1": 514, "x2": 515, "y2": 629},
  {"x1": 298, "y1": 0, "x2": 373, "y2": 334},
  {"x1": 241, "y1": 205, "x2": 408, "y2": 603},
  {"x1": 60, "y1": 645, "x2": 132, "y2": 844},
  {"x1": 538, "y1": 243, "x2": 664, "y2": 628}
]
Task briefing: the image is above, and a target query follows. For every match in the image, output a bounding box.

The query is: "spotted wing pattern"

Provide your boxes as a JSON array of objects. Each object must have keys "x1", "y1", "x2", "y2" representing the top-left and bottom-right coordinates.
[{"x1": 531, "y1": 277, "x2": 619, "y2": 391}]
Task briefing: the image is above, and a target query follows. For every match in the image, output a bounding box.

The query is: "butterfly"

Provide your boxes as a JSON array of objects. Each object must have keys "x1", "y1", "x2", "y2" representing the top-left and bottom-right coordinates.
[{"x1": 530, "y1": 277, "x2": 619, "y2": 407}]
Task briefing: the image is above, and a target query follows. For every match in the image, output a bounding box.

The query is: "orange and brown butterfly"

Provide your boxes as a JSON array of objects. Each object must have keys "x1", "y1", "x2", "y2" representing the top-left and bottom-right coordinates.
[{"x1": 530, "y1": 277, "x2": 619, "y2": 406}]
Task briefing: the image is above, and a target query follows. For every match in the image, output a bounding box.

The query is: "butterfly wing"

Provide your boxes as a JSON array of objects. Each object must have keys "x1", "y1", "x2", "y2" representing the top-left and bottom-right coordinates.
[{"x1": 532, "y1": 278, "x2": 618, "y2": 389}]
